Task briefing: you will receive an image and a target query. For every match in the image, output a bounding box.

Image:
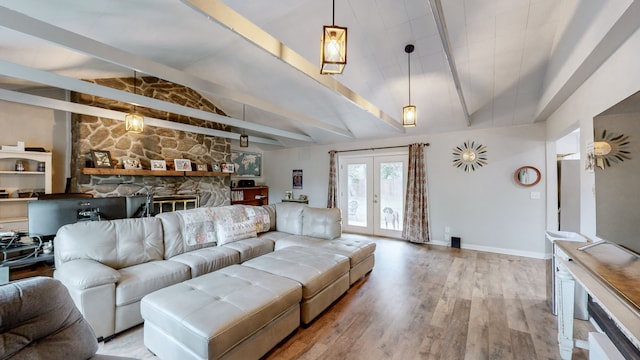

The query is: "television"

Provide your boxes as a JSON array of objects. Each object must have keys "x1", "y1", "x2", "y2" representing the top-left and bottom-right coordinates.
[{"x1": 27, "y1": 196, "x2": 142, "y2": 240}]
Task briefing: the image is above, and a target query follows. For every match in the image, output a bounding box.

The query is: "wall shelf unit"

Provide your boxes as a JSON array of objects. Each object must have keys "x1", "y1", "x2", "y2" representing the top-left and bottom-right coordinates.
[
  {"x1": 0, "y1": 150, "x2": 52, "y2": 232},
  {"x1": 231, "y1": 186, "x2": 269, "y2": 206}
]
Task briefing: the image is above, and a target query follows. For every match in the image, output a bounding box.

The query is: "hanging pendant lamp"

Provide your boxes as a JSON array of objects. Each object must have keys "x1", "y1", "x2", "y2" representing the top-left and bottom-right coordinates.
[
  {"x1": 320, "y1": 0, "x2": 347, "y2": 74},
  {"x1": 239, "y1": 104, "x2": 249, "y2": 148},
  {"x1": 125, "y1": 70, "x2": 144, "y2": 133},
  {"x1": 403, "y1": 44, "x2": 416, "y2": 127}
]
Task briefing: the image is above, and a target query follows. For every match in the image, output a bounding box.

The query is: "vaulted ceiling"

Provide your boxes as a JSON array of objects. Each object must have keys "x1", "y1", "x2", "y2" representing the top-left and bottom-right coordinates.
[{"x1": 0, "y1": 0, "x2": 637, "y2": 149}]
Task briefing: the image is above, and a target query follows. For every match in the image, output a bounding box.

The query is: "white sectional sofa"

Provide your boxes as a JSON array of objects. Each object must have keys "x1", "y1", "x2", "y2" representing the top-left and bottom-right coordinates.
[{"x1": 53, "y1": 202, "x2": 376, "y2": 344}]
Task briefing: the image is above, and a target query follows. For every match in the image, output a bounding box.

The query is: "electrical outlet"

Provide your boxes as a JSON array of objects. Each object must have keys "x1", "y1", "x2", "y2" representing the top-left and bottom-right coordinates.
[{"x1": 530, "y1": 191, "x2": 541, "y2": 200}]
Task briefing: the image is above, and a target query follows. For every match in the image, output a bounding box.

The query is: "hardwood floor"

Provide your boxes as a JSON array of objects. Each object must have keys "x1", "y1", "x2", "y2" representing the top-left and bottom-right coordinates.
[{"x1": 97, "y1": 237, "x2": 594, "y2": 359}]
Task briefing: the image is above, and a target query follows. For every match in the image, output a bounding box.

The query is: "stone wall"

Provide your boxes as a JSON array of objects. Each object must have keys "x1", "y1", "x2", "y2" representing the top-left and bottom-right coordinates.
[{"x1": 70, "y1": 76, "x2": 231, "y2": 207}]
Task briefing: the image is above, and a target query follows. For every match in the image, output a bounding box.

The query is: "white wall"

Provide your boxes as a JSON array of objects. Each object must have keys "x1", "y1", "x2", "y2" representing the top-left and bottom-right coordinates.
[
  {"x1": 545, "y1": 23, "x2": 640, "y2": 240},
  {"x1": 264, "y1": 123, "x2": 548, "y2": 258}
]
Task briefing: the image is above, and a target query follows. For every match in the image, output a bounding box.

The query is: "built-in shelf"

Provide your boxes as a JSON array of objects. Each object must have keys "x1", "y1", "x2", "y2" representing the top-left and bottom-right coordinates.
[
  {"x1": 0, "y1": 198, "x2": 37, "y2": 203},
  {"x1": 0, "y1": 171, "x2": 46, "y2": 175},
  {"x1": 82, "y1": 168, "x2": 233, "y2": 177},
  {"x1": 0, "y1": 216, "x2": 28, "y2": 224}
]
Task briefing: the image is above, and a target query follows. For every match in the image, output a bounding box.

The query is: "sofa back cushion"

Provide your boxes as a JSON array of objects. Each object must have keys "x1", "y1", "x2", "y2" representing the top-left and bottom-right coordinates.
[
  {"x1": 274, "y1": 202, "x2": 305, "y2": 235},
  {"x1": 302, "y1": 207, "x2": 342, "y2": 240},
  {"x1": 156, "y1": 211, "x2": 187, "y2": 259},
  {"x1": 55, "y1": 217, "x2": 164, "y2": 269}
]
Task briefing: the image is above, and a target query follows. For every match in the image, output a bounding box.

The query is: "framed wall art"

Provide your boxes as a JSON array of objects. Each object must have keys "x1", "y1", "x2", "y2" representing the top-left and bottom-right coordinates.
[
  {"x1": 91, "y1": 150, "x2": 113, "y2": 168},
  {"x1": 231, "y1": 151, "x2": 262, "y2": 177}
]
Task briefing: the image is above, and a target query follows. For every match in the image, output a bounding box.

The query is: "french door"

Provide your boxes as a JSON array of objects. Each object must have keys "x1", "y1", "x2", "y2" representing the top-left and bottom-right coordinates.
[{"x1": 339, "y1": 153, "x2": 407, "y2": 238}]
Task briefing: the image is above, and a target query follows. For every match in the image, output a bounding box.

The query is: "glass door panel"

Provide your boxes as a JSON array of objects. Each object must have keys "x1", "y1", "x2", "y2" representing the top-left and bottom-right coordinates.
[{"x1": 374, "y1": 156, "x2": 406, "y2": 238}]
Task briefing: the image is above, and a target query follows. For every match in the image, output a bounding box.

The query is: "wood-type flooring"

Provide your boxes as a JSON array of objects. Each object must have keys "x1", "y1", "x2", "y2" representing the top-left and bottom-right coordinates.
[{"x1": 97, "y1": 236, "x2": 593, "y2": 359}]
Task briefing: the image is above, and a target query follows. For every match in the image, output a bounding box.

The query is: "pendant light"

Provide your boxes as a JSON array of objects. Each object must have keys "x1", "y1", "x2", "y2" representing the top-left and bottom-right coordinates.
[
  {"x1": 402, "y1": 44, "x2": 416, "y2": 127},
  {"x1": 239, "y1": 104, "x2": 249, "y2": 148},
  {"x1": 125, "y1": 70, "x2": 144, "y2": 133},
  {"x1": 320, "y1": 0, "x2": 347, "y2": 75}
]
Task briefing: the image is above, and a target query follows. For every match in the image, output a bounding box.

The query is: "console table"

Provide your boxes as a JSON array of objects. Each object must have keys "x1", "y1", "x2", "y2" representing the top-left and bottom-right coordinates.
[{"x1": 555, "y1": 240, "x2": 640, "y2": 359}]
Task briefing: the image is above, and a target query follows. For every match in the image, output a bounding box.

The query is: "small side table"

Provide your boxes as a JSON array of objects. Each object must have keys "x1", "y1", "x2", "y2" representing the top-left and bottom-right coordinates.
[{"x1": 282, "y1": 198, "x2": 309, "y2": 204}]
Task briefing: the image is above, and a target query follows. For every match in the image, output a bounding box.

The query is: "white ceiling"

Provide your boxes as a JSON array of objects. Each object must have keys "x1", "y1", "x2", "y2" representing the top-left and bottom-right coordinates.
[{"x1": 0, "y1": 0, "x2": 636, "y2": 149}]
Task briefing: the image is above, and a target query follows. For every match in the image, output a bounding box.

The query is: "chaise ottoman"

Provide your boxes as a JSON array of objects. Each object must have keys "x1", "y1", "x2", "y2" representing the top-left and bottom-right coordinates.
[
  {"x1": 140, "y1": 265, "x2": 302, "y2": 360},
  {"x1": 242, "y1": 246, "x2": 350, "y2": 325}
]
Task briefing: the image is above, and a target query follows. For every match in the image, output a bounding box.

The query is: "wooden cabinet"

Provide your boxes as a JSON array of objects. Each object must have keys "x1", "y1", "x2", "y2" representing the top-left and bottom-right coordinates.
[
  {"x1": 231, "y1": 186, "x2": 269, "y2": 206},
  {"x1": 0, "y1": 151, "x2": 52, "y2": 232}
]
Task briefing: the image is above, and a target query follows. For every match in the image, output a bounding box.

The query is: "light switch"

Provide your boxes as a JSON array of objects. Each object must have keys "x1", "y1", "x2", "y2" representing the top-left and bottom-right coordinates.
[{"x1": 530, "y1": 191, "x2": 541, "y2": 200}]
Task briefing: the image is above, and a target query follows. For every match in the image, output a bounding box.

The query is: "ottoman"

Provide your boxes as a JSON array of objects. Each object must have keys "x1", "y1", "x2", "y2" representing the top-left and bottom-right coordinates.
[
  {"x1": 242, "y1": 246, "x2": 350, "y2": 325},
  {"x1": 141, "y1": 265, "x2": 302, "y2": 360}
]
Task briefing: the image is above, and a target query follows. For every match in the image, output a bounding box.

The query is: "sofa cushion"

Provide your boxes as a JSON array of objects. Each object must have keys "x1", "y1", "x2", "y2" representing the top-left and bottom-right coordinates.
[
  {"x1": 55, "y1": 217, "x2": 164, "y2": 270},
  {"x1": 275, "y1": 235, "x2": 376, "y2": 267},
  {"x1": 168, "y1": 246, "x2": 240, "y2": 278},
  {"x1": 222, "y1": 237, "x2": 274, "y2": 263},
  {"x1": 302, "y1": 207, "x2": 341, "y2": 240},
  {"x1": 116, "y1": 260, "x2": 190, "y2": 307},
  {"x1": 274, "y1": 202, "x2": 305, "y2": 235}
]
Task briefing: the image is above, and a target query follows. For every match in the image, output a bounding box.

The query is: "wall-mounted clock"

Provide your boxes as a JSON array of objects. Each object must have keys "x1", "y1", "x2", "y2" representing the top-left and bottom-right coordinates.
[{"x1": 452, "y1": 140, "x2": 487, "y2": 172}]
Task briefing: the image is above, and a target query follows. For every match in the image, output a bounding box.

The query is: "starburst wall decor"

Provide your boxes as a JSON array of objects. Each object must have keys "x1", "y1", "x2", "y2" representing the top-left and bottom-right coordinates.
[
  {"x1": 452, "y1": 140, "x2": 488, "y2": 172},
  {"x1": 593, "y1": 129, "x2": 631, "y2": 169}
]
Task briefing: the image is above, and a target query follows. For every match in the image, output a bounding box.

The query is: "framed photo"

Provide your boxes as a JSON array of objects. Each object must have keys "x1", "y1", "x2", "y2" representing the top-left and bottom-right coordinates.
[
  {"x1": 150, "y1": 159, "x2": 167, "y2": 171},
  {"x1": 196, "y1": 164, "x2": 208, "y2": 171},
  {"x1": 174, "y1": 159, "x2": 192, "y2": 171},
  {"x1": 91, "y1": 150, "x2": 113, "y2": 168},
  {"x1": 122, "y1": 157, "x2": 142, "y2": 170},
  {"x1": 222, "y1": 163, "x2": 235, "y2": 173},
  {"x1": 211, "y1": 162, "x2": 221, "y2": 172},
  {"x1": 292, "y1": 169, "x2": 303, "y2": 189},
  {"x1": 231, "y1": 151, "x2": 262, "y2": 177}
]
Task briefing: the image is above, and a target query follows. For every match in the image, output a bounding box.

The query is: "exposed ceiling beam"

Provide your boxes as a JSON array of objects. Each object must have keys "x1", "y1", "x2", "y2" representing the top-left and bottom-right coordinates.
[
  {"x1": 182, "y1": 0, "x2": 406, "y2": 133},
  {"x1": 0, "y1": 88, "x2": 282, "y2": 146},
  {"x1": 0, "y1": 5, "x2": 353, "y2": 139},
  {"x1": 0, "y1": 60, "x2": 313, "y2": 142},
  {"x1": 429, "y1": 0, "x2": 471, "y2": 126}
]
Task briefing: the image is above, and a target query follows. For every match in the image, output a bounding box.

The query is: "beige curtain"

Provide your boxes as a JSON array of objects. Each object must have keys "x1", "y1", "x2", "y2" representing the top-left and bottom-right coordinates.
[
  {"x1": 327, "y1": 150, "x2": 338, "y2": 208},
  {"x1": 402, "y1": 143, "x2": 429, "y2": 243}
]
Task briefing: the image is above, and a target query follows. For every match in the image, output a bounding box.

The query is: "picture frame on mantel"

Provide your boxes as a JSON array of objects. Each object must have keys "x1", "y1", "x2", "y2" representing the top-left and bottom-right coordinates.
[
  {"x1": 174, "y1": 159, "x2": 192, "y2": 171},
  {"x1": 150, "y1": 159, "x2": 167, "y2": 171},
  {"x1": 91, "y1": 150, "x2": 113, "y2": 168}
]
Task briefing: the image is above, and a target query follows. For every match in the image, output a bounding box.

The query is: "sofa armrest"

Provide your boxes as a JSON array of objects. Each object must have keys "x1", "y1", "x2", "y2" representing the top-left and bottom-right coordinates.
[{"x1": 54, "y1": 259, "x2": 121, "y2": 290}]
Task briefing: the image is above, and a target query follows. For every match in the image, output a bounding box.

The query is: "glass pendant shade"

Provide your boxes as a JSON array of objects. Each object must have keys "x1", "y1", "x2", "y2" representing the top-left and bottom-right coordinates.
[
  {"x1": 125, "y1": 112, "x2": 144, "y2": 133},
  {"x1": 403, "y1": 105, "x2": 416, "y2": 127},
  {"x1": 320, "y1": 25, "x2": 347, "y2": 74}
]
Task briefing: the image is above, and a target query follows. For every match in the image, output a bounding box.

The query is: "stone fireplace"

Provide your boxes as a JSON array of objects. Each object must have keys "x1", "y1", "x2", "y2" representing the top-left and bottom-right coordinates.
[{"x1": 70, "y1": 76, "x2": 232, "y2": 207}]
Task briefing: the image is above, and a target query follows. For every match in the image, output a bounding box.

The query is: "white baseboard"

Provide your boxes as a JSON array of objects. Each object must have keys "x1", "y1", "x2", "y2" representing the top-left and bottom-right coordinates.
[{"x1": 426, "y1": 239, "x2": 547, "y2": 259}]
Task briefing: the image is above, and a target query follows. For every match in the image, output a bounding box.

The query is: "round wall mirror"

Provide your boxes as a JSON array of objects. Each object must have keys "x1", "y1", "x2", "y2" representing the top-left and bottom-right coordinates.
[{"x1": 514, "y1": 166, "x2": 541, "y2": 187}]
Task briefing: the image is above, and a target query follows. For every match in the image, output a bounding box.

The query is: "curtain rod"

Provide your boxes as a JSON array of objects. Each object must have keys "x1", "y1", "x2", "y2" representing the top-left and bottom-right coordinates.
[{"x1": 329, "y1": 143, "x2": 429, "y2": 154}]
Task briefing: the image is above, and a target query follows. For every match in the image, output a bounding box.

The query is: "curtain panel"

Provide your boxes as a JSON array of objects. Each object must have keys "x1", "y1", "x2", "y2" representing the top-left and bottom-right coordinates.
[
  {"x1": 327, "y1": 150, "x2": 338, "y2": 208},
  {"x1": 402, "y1": 143, "x2": 429, "y2": 243}
]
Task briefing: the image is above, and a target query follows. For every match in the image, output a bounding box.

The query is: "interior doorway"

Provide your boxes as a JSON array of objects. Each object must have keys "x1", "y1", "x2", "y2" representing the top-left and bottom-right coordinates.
[
  {"x1": 556, "y1": 129, "x2": 581, "y2": 231},
  {"x1": 338, "y1": 152, "x2": 407, "y2": 238}
]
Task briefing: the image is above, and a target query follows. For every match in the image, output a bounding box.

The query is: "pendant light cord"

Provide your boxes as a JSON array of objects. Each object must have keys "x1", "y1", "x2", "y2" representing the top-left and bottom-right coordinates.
[
  {"x1": 332, "y1": 0, "x2": 335, "y2": 25},
  {"x1": 407, "y1": 50, "x2": 411, "y2": 104}
]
